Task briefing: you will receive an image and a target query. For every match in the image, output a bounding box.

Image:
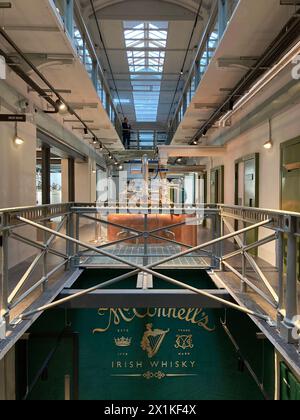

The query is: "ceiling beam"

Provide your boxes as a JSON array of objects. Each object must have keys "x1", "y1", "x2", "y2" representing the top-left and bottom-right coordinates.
[
  {"x1": 158, "y1": 145, "x2": 226, "y2": 162},
  {"x1": 4, "y1": 26, "x2": 59, "y2": 32},
  {"x1": 58, "y1": 289, "x2": 232, "y2": 309},
  {"x1": 106, "y1": 47, "x2": 194, "y2": 52}
]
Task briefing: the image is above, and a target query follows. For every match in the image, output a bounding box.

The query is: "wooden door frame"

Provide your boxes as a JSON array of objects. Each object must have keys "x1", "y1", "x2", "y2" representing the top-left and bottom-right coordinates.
[
  {"x1": 280, "y1": 137, "x2": 300, "y2": 210},
  {"x1": 210, "y1": 165, "x2": 225, "y2": 204},
  {"x1": 234, "y1": 153, "x2": 259, "y2": 207}
]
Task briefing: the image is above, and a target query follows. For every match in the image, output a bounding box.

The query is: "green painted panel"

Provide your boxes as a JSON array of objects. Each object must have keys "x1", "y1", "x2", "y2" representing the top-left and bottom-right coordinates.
[
  {"x1": 281, "y1": 139, "x2": 300, "y2": 281},
  {"x1": 22, "y1": 270, "x2": 275, "y2": 401},
  {"x1": 280, "y1": 363, "x2": 300, "y2": 400}
]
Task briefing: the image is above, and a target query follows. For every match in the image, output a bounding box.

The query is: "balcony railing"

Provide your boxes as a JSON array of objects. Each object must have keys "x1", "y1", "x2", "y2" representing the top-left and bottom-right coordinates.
[
  {"x1": 167, "y1": 0, "x2": 239, "y2": 144},
  {"x1": 51, "y1": 0, "x2": 123, "y2": 140},
  {"x1": 0, "y1": 202, "x2": 299, "y2": 351},
  {"x1": 126, "y1": 130, "x2": 168, "y2": 150}
]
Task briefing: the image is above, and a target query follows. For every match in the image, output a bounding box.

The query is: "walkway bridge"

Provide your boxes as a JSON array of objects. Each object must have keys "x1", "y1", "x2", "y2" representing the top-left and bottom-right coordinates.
[{"x1": 0, "y1": 203, "x2": 299, "y2": 375}]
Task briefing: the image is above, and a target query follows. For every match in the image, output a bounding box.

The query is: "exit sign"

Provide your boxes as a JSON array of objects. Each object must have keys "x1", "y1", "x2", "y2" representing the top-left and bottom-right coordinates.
[{"x1": 0, "y1": 114, "x2": 26, "y2": 122}]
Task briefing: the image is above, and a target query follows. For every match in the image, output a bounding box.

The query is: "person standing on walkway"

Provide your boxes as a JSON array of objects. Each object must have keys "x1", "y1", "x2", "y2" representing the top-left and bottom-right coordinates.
[{"x1": 122, "y1": 117, "x2": 131, "y2": 149}]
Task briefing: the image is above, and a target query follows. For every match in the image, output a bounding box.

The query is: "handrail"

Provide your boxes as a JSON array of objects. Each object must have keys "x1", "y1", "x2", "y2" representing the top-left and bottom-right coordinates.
[
  {"x1": 167, "y1": 0, "x2": 240, "y2": 143},
  {"x1": 0, "y1": 202, "x2": 299, "y2": 349},
  {"x1": 168, "y1": 0, "x2": 218, "y2": 130},
  {"x1": 50, "y1": 0, "x2": 123, "y2": 137},
  {"x1": 73, "y1": 1, "x2": 123, "y2": 124}
]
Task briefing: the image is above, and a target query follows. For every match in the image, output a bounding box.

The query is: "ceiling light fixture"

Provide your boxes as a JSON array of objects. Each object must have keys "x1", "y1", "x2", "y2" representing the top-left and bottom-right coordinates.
[
  {"x1": 56, "y1": 99, "x2": 67, "y2": 114},
  {"x1": 264, "y1": 119, "x2": 273, "y2": 150},
  {"x1": 13, "y1": 122, "x2": 24, "y2": 145},
  {"x1": 264, "y1": 140, "x2": 273, "y2": 150}
]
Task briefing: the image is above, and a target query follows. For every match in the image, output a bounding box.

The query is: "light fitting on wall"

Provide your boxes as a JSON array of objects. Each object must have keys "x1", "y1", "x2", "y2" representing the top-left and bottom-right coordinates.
[
  {"x1": 13, "y1": 122, "x2": 24, "y2": 145},
  {"x1": 264, "y1": 119, "x2": 273, "y2": 150},
  {"x1": 56, "y1": 99, "x2": 67, "y2": 114},
  {"x1": 264, "y1": 140, "x2": 273, "y2": 150}
]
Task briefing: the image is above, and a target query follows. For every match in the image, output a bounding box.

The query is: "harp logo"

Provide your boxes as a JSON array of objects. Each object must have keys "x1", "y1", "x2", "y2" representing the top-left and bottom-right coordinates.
[{"x1": 141, "y1": 324, "x2": 170, "y2": 358}]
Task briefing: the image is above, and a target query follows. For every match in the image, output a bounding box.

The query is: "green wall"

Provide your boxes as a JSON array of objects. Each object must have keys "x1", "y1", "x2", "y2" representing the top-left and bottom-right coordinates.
[{"x1": 21, "y1": 270, "x2": 275, "y2": 401}]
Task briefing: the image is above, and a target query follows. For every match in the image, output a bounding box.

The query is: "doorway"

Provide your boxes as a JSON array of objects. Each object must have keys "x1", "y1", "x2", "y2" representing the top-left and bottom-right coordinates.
[
  {"x1": 235, "y1": 154, "x2": 259, "y2": 253},
  {"x1": 210, "y1": 166, "x2": 224, "y2": 204},
  {"x1": 281, "y1": 138, "x2": 300, "y2": 282}
]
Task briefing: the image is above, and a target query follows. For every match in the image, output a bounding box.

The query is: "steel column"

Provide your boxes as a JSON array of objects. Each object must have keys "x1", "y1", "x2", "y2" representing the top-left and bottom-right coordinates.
[
  {"x1": 281, "y1": 217, "x2": 298, "y2": 343},
  {"x1": 218, "y1": 0, "x2": 228, "y2": 40},
  {"x1": 42, "y1": 145, "x2": 51, "y2": 205},
  {"x1": 0, "y1": 214, "x2": 9, "y2": 331},
  {"x1": 276, "y1": 231, "x2": 284, "y2": 327},
  {"x1": 143, "y1": 214, "x2": 148, "y2": 266},
  {"x1": 65, "y1": 0, "x2": 74, "y2": 40}
]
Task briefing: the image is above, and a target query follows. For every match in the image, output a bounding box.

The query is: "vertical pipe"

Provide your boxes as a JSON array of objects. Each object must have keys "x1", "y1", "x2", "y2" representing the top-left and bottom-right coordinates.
[
  {"x1": 64, "y1": 375, "x2": 71, "y2": 401},
  {"x1": 42, "y1": 145, "x2": 51, "y2": 205},
  {"x1": 42, "y1": 208, "x2": 48, "y2": 292},
  {"x1": 241, "y1": 212, "x2": 247, "y2": 292},
  {"x1": 68, "y1": 157, "x2": 75, "y2": 203},
  {"x1": 75, "y1": 213, "x2": 80, "y2": 256},
  {"x1": 65, "y1": 0, "x2": 74, "y2": 41},
  {"x1": 219, "y1": 213, "x2": 224, "y2": 270},
  {"x1": 212, "y1": 214, "x2": 217, "y2": 268},
  {"x1": 0, "y1": 216, "x2": 9, "y2": 330},
  {"x1": 218, "y1": 0, "x2": 228, "y2": 41},
  {"x1": 285, "y1": 220, "x2": 298, "y2": 323},
  {"x1": 277, "y1": 231, "x2": 284, "y2": 325},
  {"x1": 143, "y1": 214, "x2": 148, "y2": 267},
  {"x1": 66, "y1": 213, "x2": 74, "y2": 266}
]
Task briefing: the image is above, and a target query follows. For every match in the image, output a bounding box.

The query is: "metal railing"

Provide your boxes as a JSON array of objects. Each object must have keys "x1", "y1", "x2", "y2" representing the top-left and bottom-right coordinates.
[
  {"x1": 0, "y1": 202, "x2": 299, "y2": 347},
  {"x1": 125, "y1": 130, "x2": 168, "y2": 150},
  {"x1": 51, "y1": 0, "x2": 123, "y2": 140},
  {"x1": 167, "y1": 0, "x2": 239, "y2": 143}
]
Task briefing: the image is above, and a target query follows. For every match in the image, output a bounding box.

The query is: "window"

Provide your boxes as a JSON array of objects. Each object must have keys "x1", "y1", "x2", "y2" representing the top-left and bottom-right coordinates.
[{"x1": 123, "y1": 21, "x2": 169, "y2": 122}]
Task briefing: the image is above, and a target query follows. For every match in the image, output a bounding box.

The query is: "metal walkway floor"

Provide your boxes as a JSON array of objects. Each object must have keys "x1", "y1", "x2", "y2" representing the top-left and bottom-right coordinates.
[{"x1": 79, "y1": 244, "x2": 210, "y2": 269}]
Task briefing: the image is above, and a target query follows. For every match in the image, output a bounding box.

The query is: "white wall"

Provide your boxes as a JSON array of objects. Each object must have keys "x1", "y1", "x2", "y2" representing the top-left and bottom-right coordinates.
[
  {"x1": 206, "y1": 82, "x2": 300, "y2": 265},
  {"x1": 0, "y1": 119, "x2": 37, "y2": 268},
  {"x1": 75, "y1": 159, "x2": 96, "y2": 203}
]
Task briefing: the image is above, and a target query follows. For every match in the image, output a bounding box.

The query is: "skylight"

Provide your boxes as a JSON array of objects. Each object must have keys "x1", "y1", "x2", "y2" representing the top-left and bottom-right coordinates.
[{"x1": 123, "y1": 21, "x2": 169, "y2": 122}]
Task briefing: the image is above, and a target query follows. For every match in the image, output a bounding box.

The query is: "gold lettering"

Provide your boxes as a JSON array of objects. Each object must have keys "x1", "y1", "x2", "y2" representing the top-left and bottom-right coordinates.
[
  {"x1": 93, "y1": 307, "x2": 215, "y2": 333},
  {"x1": 177, "y1": 309, "x2": 187, "y2": 320}
]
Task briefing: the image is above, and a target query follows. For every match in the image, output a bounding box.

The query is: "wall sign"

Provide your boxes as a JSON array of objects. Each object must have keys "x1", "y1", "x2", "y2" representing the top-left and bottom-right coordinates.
[{"x1": 0, "y1": 114, "x2": 26, "y2": 122}]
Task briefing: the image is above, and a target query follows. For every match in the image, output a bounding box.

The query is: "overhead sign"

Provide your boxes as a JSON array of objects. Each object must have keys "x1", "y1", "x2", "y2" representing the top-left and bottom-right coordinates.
[
  {"x1": 0, "y1": 114, "x2": 26, "y2": 122},
  {"x1": 0, "y1": 55, "x2": 5, "y2": 80}
]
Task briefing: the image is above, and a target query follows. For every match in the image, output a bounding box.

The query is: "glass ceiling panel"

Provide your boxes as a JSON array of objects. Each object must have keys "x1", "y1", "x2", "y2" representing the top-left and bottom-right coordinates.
[{"x1": 124, "y1": 21, "x2": 169, "y2": 122}]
